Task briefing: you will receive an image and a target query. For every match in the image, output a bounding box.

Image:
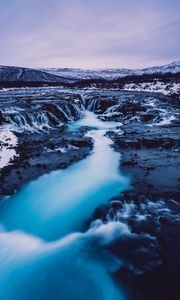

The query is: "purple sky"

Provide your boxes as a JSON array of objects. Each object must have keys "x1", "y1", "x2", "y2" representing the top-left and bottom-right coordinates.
[{"x1": 0, "y1": 0, "x2": 180, "y2": 68}]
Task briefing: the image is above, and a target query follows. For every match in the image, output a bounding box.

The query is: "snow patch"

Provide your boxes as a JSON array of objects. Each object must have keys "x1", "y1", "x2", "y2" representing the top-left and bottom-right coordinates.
[
  {"x1": 124, "y1": 81, "x2": 180, "y2": 96},
  {"x1": 0, "y1": 125, "x2": 18, "y2": 169}
]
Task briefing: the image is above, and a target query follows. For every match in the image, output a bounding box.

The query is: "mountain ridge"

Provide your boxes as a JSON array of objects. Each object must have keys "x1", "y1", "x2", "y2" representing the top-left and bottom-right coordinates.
[
  {"x1": 39, "y1": 61, "x2": 180, "y2": 80},
  {"x1": 0, "y1": 61, "x2": 179, "y2": 85},
  {"x1": 0, "y1": 65, "x2": 76, "y2": 83}
]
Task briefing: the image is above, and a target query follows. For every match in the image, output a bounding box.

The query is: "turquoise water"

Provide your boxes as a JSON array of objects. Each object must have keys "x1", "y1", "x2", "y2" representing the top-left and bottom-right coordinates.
[{"x1": 0, "y1": 112, "x2": 129, "y2": 300}]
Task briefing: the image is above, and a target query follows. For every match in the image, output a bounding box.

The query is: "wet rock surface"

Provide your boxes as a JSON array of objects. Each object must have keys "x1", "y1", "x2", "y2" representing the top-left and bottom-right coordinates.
[
  {"x1": 88, "y1": 90, "x2": 180, "y2": 200},
  {"x1": 0, "y1": 128, "x2": 93, "y2": 195},
  {"x1": 0, "y1": 88, "x2": 179, "y2": 300},
  {"x1": 0, "y1": 88, "x2": 93, "y2": 195},
  {"x1": 85, "y1": 90, "x2": 180, "y2": 300},
  {"x1": 92, "y1": 197, "x2": 180, "y2": 300},
  {"x1": 110, "y1": 124, "x2": 180, "y2": 200}
]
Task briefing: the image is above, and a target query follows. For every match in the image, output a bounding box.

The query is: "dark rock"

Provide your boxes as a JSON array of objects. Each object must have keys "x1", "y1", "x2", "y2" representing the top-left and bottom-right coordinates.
[
  {"x1": 116, "y1": 102, "x2": 146, "y2": 114},
  {"x1": 141, "y1": 114, "x2": 154, "y2": 122},
  {"x1": 0, "y1": 111, "x2": 5, "y2": 125},
  {"x1": 110, "y1": 200, "x2": 123, "y2": 209},
  {"x1": 93, "y1": 204, "x2": 111, "y2": 220}
]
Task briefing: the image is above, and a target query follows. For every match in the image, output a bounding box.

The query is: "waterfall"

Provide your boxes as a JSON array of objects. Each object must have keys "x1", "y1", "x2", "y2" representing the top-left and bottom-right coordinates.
[
  {"x1": 4, "y1": 102, "x2": 84, "y2": 133},
  {"x1": 7, "y1": 112, "x2": 54, "y2": 132}
]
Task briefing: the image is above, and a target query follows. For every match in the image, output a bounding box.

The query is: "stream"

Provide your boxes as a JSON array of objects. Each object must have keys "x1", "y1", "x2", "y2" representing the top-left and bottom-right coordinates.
[{"x1": 0, "y1": 111, "x2": 130, "y2": 300}]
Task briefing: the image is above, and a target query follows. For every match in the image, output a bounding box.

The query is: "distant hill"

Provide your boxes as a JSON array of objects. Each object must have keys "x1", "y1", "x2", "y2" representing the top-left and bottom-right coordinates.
[
  {"x1": 0, "y1": 65, "x2": 75, "y2": 84},
  {"x1": 39, "y1": 61, "x2": 180, "y2": 80},
  {"x1": 0, "y1": 61, "x2": 179, "y2": 89}
]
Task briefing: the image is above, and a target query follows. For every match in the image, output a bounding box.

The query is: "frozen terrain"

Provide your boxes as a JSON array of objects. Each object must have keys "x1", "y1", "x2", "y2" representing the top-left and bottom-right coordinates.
[{"x1": 124, "y1": 81, "x2": 180, "y2": 96}]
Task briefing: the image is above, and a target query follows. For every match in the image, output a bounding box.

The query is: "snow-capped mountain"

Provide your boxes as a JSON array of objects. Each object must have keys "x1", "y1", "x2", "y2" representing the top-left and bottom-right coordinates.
[
  {"x1": 0, "y1": 62, "x2": 179, "y2": 86},
  {"x1": 40, "y1": 61, "x2": 180, "y2": 80},
  {"x1": 0, "y1": 65, "x2": 75, "y2": 83},
  {"x1": 140, "y1": 61, "x2": 180, "y2": 75}
]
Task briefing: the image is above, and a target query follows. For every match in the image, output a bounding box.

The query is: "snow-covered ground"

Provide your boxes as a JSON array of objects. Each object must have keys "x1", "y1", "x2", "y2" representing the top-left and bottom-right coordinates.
[
  {"x1": 0, "y1": 126, "x2": 18, "y2": 169},
  {"x1": 123, "y1": 81, "x2": 180, "y2": 96}
]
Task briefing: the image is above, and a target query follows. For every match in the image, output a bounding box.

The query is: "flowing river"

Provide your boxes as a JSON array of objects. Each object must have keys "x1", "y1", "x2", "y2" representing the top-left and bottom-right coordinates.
[{"x1": 0, "y1": 111, "x2": 130, "y2": 300}]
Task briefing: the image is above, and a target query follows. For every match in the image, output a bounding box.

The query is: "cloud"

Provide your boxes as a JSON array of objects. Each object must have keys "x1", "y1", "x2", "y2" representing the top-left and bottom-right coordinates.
[{"x1": 0, "y1": 0, "x2": 179, "y2": 68}]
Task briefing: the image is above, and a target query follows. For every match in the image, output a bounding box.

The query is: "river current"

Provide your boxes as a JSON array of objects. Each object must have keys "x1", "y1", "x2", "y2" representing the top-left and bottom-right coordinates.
[{"x1": 0, "y1": 111, "x2": 130, "y2": 300}]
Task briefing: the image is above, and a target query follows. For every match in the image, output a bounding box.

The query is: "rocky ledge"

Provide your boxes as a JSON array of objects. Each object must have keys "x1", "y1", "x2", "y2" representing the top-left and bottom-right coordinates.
[
  {"x1": 0, "y1": 88, "x2": 93, "y2": 196},
  {"x1": 0, "y1": 127, "x2": 93, "y2": 196}
]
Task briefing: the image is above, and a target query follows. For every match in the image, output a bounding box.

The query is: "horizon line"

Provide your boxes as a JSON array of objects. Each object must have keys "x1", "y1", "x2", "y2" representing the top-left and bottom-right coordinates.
[{"x1": 0, "y1": 60, "x2": 180, "y2": 71}]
